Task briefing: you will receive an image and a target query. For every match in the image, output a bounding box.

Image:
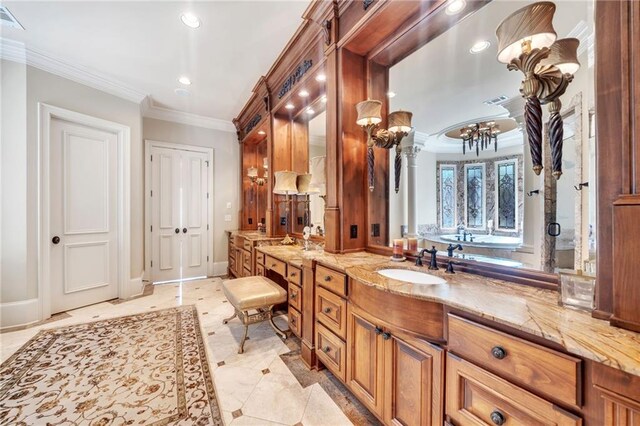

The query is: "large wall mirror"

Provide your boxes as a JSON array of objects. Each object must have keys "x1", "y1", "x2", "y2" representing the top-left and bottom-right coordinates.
[{"x1": 369, "y1": 0, "x2": 596, "y2": 276}]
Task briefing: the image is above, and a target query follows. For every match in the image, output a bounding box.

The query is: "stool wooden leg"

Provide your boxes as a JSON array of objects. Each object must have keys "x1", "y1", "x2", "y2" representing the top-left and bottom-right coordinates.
[
  {"x1": 223, "y1": 311, "x2": 237, "y2": 325},
  {"x1": 238, "y1": 324, "x2": 249, "y2": 354}
]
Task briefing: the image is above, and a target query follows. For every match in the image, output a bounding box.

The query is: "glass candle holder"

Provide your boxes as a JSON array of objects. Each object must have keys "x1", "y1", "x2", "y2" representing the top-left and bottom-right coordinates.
[
  {"x1": 392, "y1": 239, "x2": 404, "y2": 258},
  {"x1": 558, "y1": 270, "x2": 596, "y2": 312}
]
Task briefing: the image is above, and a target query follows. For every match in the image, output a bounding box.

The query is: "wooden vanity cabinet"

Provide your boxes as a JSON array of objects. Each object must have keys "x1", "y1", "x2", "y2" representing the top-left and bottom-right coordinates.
[
  {"x1": 287, "y1": 265, "x2": 303, "y2": 337},
  {"x1": 592, "y1": 362, "x2": 640, "y2": 426}
]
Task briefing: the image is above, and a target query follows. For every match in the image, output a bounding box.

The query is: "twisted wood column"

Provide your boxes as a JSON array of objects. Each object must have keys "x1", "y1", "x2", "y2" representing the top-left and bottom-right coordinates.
[
  {"x1": 524, "y1": 96, "x2": 544, "y2": 175},
  {"x1": 548, "y1": 99, "x2": 564, "y2": 179}
]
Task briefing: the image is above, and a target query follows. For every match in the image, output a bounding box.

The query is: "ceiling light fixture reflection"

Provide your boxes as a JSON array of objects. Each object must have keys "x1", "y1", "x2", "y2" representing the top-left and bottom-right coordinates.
[
  {"x1": 321, "y1": 95, "x2": 327, "y2": 103},
  {"x1": 285, "y1": 103, "x2": 295, "y2": 110},
  {"x1": 178, "y1": 76, "x2": 191, "y2": 85},
  {"x1": 315, "y1": 74, "x2": 326, "y2": 82},
  {"x1": 257, "y1": 130, "x2": 266, "y2": 135},
  {"x1": 180, "y1": 13, "x2": 201, "y2": 28},
  {"x1": 306, "y1": 108, "x2": 315, "y2": 115},
  {"x1": 387, "y1": 91, "x2": 396, "y2": 98},
  {"x1": 298, "y1": 90, "x2": 309, "y2": 97},
  {"x1": 445, "y1": 0, "x2": 466, "y2": 15},
  {"x1": 470, "y1": 40, "x2": 491, "y2": 54}
]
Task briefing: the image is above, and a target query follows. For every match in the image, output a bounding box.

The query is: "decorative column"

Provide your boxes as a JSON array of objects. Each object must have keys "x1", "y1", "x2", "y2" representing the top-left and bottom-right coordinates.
[{"x1": 400, "y1": 130, "x2": 425, "y2": 237}]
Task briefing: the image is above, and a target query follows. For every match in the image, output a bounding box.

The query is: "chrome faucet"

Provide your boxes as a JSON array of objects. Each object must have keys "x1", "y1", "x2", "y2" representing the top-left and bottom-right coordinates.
[{"x1": 447, "y1": 243, "x2": 463, "y2": 257}]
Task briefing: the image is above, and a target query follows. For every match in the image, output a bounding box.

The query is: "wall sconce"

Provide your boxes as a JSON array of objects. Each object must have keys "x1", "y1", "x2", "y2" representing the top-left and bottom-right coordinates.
[
  {"x1": 356, "y1": 100, "x2": 413, "y2": 191},
  {"x1": 496, "y1": 1, "x2": 580, "y2": 180},
  {"x1": 296, "y1": 173, "x2": 319, "y2": 231},
  {"x1": 273, "y1": 171, "x2": 298, "y2": 245},
  {"x1": 248, "y1": 162, "x2": 268, "y2": 186}
]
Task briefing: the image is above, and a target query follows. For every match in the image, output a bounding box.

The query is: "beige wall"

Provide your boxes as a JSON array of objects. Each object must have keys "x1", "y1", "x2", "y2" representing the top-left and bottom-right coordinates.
[
  {"x1": 1, "y1": 59, "x2": 144, "y2": 304},
  {"x1": 143, "y1": 117, "x2": 239, "y2": 268}
]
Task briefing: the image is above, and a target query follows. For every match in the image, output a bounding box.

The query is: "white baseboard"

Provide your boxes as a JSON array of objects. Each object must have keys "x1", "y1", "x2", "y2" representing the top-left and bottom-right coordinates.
[
  {"x1": 1, "y1": 298, "x2": 40, "y2": 330},
  {"x1": 213, "y1": 261, "x2": 228, "y2": 277}
]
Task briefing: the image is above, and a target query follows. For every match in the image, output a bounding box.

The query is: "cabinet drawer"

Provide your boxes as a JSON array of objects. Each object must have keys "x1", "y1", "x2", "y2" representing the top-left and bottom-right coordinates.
[
  {"x1": 289, "y1": 307, "x2": 302, "y2": 337},
  {"x1": 256, "y1": 264, "x2": 265, "y2": 277},
  {"x1": 289, "y1": 283, "x2": 302, "y2": 312},
  {"x1": 316, "y1": 265, "x2": 347, "y2": 297},
  {"x1": 256, "y1": 251, "x2": 265, "y2": 266},
  {"x1": 448, "y1": 314, "x2": 581, "y2": 408},
  {"x1": 446, "y1": 354, "x2": 581, "y2": 426},
  {"x1": 316, "y1": 286, "x2": 347, "y2": 340},
  {"x1": 288, "y1": 266, "x2": 302, "y2": 286},
  {"x1": 229, "y1": 256, "x2": 237, "y2": 275},
  {"x1": 242, "y1": 250, "x2": 252, "y2": 271},
  {"x1": 266, "y1": 255, "x2": 287, "y2": 277},
  {"x1": 316, "y1": 323, "x2": 346, "y2": 382},
  {"x1": 243, "y1": 239, "x2": 252, "y2": 251}
]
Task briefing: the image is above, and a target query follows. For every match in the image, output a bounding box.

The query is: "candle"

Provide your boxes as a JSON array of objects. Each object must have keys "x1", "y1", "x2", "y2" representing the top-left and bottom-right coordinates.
[
  {"x1": 407, "y1": 238, "x2": 418, "y2": 252},
  {"x1": 392, "y1": 239, "x2": 404, "y2": 258}
]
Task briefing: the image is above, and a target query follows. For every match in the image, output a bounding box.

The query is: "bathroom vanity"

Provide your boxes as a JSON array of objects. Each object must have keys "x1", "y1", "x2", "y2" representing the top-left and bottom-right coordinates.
[{"x1": 229, "y1": 0, "x2": 640, "y2": 424}]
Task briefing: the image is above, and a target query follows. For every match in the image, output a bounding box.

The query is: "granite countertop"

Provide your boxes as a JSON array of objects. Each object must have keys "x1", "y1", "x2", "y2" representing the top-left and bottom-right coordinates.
[
  {"x1": 345, "y1": 261, "x2": 640, "y2": 377},
  {"x1": 227, "y1": 230, "x2": 282, "y2": 242},
  {"x1": 255, "y1": 245, "x2": 640, "y2": 377},
  {"x1": 255, "y1": 245, "x2": 389, "y2": 271}
]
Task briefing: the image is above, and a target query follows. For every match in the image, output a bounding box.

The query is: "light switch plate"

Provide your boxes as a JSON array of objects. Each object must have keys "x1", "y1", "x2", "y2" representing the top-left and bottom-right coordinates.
[
  {"x1": 224, "y1": 215, "x2": 232, "y2": 222},
  {"x1": 226, "y1": 202, "x2": 232, "y2": 209}
]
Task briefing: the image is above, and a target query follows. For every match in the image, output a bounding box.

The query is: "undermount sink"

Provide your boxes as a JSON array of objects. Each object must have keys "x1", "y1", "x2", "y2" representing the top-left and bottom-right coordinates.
[{"x1": 377, "y1": 269, "x2": 447, "y2": 285}]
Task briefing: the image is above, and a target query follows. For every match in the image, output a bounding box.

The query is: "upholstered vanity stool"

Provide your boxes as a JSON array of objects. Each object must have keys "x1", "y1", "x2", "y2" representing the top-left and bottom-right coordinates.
[{"x1": 222, "y1": 276, "x2": 289, "y2": 354}]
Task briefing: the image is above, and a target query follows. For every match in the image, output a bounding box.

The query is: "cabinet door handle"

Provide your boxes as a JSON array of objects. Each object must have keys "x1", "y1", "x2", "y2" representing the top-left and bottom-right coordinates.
[
  {"x1": 374, "y1": 326, "x2": 383, "y2": 335},
  {"x1": 182, "y1": 228, "x2": 187, "y2": 233},
  {"x1": 491, "y1": 346, "x2": 507, "y2": 360},
  {"x1": 323, "y1": 307, "x2": 332, "y2": 314},
  {"x1": 175, "y1": 228, "x2": 180, "y2": 234},
  {"x1": 382, "y1": 332, "x2": 391, "y2": 340},
  {"x1": 324, "y1": 275, "x2": 331, "y2": 282},
  {"x1": 490, "y1": 410, "x2": 506, "y2": 425},
  {"x1": 51, "y1": 236, "x2": 61, "y2": 244}
]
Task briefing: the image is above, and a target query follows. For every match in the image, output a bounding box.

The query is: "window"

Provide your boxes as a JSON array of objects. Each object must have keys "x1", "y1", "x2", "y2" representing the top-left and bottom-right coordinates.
[
  {"x1": 465, "y1": 164, "x2": 485, "y2": 229},
  {"x1": 496, "y1": 160, "x2": 517, "y2": 230},
  {"x1": 440, "y1": 165, "x2": 457, "y2": 229}
]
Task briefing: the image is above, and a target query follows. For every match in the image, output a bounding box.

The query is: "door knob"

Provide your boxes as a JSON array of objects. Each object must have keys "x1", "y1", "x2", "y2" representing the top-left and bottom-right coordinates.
[
  {"x1": 182, "y1": 228, "x2": 187, "y2": 233},
  {"x1": 175, "y1": 228, "x2": 180, "y2": 234},
  {"x1": 52, "y1": 236, "x2": 60, "y2": 244}
]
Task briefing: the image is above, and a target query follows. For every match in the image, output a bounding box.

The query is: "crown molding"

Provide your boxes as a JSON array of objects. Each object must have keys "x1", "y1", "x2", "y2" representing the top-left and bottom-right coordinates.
[
  {"x1": 141, "y1": 97, "x2": 235, "y2": 133},
  {"x1": 1, "y1": 37, "x2": 147, "y2": 103}
]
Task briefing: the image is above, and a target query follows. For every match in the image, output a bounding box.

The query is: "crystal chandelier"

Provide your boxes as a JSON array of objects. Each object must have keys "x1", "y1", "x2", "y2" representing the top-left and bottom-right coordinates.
[{"x1": 460, "y1": 121, "x2": 501, "y2": 156}]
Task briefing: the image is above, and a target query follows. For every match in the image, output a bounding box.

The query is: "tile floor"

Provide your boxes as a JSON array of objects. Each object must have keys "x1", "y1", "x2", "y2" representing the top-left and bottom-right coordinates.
[{"x1": 0, "y1": 277, "x2": 353, "y2": 426}]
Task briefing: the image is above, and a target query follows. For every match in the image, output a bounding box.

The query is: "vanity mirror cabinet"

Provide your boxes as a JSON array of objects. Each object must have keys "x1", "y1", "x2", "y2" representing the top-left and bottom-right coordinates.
[{"x1": 232, "y1": 0, "x2": 640, "y2": 424}]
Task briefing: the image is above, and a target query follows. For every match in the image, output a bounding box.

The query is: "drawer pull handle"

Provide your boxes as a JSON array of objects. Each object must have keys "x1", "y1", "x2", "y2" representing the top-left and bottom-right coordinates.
[
  {"x1": 290, "y1": 318, "x2": 296, "y2": 325},
  {"x1": 491, "y1": 346, "x2": 507, "y2": 360},
  {"x1": 322, "y1": 346, "x2": 331, "y2": 353},
  {"x1": 323, "y1": 307, "x2": 332, "y2": 314},
  {"x1": 290, "y1": 293, "x2": 297, "y2": 299},
  {"x1": 374, "y1": 327, "x2": 383, "y2": 335},
  {"x1": 290, "y1": 272, "x2": 297, "y2": 277},
  {"x1": 324, "y1": 276, "x2": 331, "y2": 282},
  {"x1": 382, "y1": 332, "x2": 391, "y2": 340},
  {"x1": 490, "y1": 410, "x2": 505, "y2": 425},
  {"x1": 271, "y1": 264, "x2": 277, "y2": 267}
]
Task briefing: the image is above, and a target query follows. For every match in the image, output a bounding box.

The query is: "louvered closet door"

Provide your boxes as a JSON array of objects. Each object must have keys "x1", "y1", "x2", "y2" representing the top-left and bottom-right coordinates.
[
  {"x1": 181, "y1": 150, "x2": 209, "y2": 279},
  {"x1": 150, "y1": 147, "x2": 182, "y2": 282}
]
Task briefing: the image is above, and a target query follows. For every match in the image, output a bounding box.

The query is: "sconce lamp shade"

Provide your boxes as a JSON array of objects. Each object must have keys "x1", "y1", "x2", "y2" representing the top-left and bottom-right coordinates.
[
  {"x1": 539, "y1": 38, "x2": 580, "y2": 75},
  {"x1": 388, "y1": 110, "x2": 413, "y2": 133},
  {"x1": 247, "y1": 166, "x2": 258, "y2": 178},
  {"x1": 496, "y1": 1, "x2": 557, "y2": 64},
  {"x1": 263, "y1": 157, "x2": 269, "y2": 169},
  {"x1": 356, "y1": 100, "x2": 383, "y2": 126},
  {"x1": 273, "y1": 171, "x2": 298, "y2": 195},
  {"x1": 296, "y1": 173, "x2": 319, "y2": 195},
  {"x1": 309, "y1": 156, "x2": 326, "y2": 186}
]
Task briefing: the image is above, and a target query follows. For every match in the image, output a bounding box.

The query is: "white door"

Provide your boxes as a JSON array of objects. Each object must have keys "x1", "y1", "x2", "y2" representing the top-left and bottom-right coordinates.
[
  {"x1": 150, "y1": 146, "x2": 209, "y2": 282},
  {"x1": 50, "y1": 118, "x2": 119, "y2": 314}
]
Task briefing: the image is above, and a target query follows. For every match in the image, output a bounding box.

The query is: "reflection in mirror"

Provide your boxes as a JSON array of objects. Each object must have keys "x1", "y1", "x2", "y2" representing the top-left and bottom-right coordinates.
[
  {"x1": 292, "y1": 105, "x2": 326, "y2": 237},
  {"x1": 378, "y1": 0, "x2": 596, "y2": 275}
]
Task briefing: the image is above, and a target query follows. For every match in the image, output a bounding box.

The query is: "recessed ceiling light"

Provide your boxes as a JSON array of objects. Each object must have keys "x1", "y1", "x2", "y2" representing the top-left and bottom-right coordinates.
[
  {"x1": 258, "y1": 130, "x2": 266, "y2": 135},
  {"x1": 285, "y1": 103, "x2": 295, "y2": 110},
  {"x1": 387, "y1": 91, "x2": 396, "y2": 98},
  {"x1": 175, "y1": 88, "x2": 191, "y2": 96},
  {"x1": 315, "y1": 74, "x2": 326, "y2": 82},
  {"x1": 445, "y1": 0, "x2": 466, "y2": 15},
  {"x1": 321, "y1": 95, "x2": 327, "y2": 103},
  {"x1": 306, "y1": 108, "x2": 315, "y2": 115},
  {"x1": 298, "y1": 90, "x2": 309, "y2": 97},
  {"x1": 180, "y1": 13, "x2": 200, "y2": 29},
  {"x1": 178, "y1": 76, "x2": 191, "y2": 85},
  {"x1": 470, "y1": 40, "x2": 491, "y2": 54}
]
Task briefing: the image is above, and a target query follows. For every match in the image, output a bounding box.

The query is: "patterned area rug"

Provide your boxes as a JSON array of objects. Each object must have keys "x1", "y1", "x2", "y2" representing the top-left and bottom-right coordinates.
[{"x1": 0, "y1": 306, "x2": 222, "y2": 425}]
